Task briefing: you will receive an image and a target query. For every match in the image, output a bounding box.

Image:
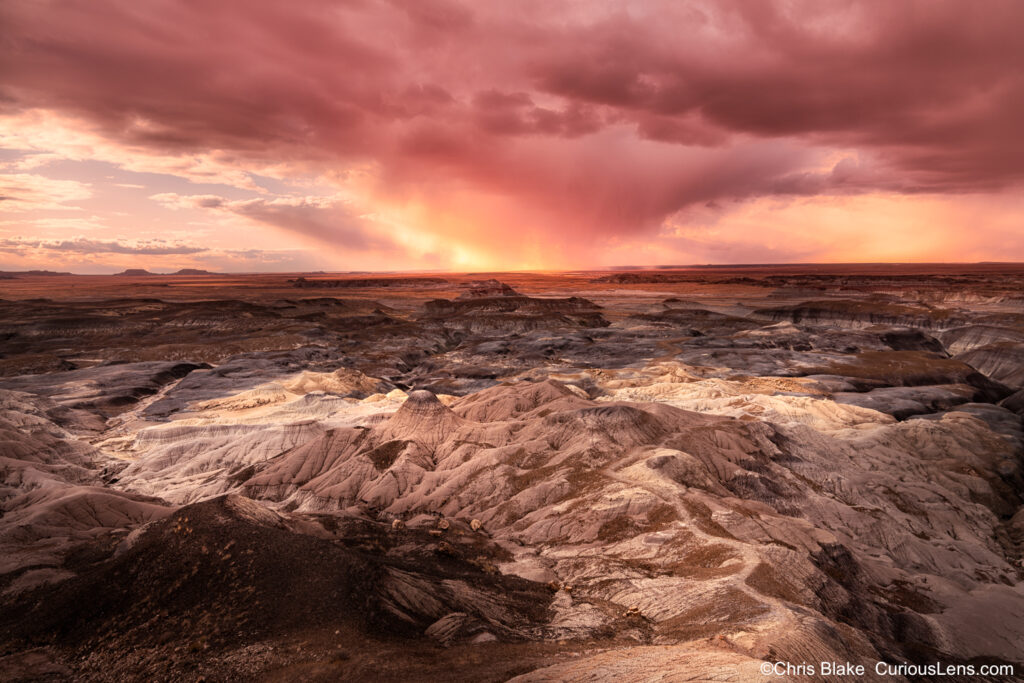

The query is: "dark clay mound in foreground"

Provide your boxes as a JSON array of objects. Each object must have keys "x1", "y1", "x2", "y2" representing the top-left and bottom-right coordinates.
[{"x1": 0, "y1": 495, "x2": 555, "y2": 682}]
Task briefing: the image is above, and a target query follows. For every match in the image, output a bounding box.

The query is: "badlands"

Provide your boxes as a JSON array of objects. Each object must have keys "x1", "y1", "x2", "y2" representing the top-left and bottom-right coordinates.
[{"x1": 1, "y1": 264, "x2": 1023, "y2": 681}]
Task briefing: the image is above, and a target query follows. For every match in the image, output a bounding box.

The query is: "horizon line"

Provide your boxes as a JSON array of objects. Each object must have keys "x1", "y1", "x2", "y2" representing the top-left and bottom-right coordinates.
[{"x1": 4, "y1": 261, "x2": 1024, "y2": 277}]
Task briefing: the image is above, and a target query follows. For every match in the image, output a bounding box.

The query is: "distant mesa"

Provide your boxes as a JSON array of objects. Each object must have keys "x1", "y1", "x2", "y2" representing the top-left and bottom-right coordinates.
[
  {"x1": 112, "y1": 268, "x2": 214, "y2": 276},
  {"x1": 591, "y1": 271, "x2": 696, "y2": 284},
  {"x1": 0, "y1": 270, "x2": 72, "y2": 278},
  {"x1": 421, "y1": 283, "x2": 608, "y2": 332},
  {"x1": 456, "y1": 279, "x2": 520, "y2": 299},
  {"x1": 290, "y1": 276, "x2": 448, "y2": 288}
]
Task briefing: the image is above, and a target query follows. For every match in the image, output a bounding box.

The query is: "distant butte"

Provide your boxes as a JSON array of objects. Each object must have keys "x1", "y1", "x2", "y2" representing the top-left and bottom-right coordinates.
[
  {"x1": 115, "y1": 268, "x2": 155, "y2": 276},
  {"x1": 173, "y1": 268, "x2": 214, "y2": 275},
  {"x1": 456, "y1": 278, "x2": 520, "y2": 299},
  {"x1": 0, "y1": 270, "x2": 73, "y2": 277},
  {"x1": 591, "y1": 272, "x2": 698, "y2": 284},
  {"x1": 290, "y1": 276, "x2": 448, "y2": 288}
]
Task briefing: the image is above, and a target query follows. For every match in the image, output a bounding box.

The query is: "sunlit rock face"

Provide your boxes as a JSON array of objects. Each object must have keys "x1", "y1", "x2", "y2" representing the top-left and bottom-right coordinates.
[{"x1": 0, "y1": 266, "x2": 1023, "y2": 680}]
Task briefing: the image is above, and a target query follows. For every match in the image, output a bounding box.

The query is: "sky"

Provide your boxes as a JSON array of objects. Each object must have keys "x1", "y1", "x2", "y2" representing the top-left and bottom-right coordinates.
[{"x1": 1, "y1": 0, "x2": 1022, "y2": 273}]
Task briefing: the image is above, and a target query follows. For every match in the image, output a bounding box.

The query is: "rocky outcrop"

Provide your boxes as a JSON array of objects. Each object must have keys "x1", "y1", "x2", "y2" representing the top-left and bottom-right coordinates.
[
  {"x1": 421, "y1": 293, "x2": 608, "y2": 333},
  {"x1": 0, "y1": 390, "x2": 172, "y2": 588},
  {"x1": 956, "y1": 342, "x2": 1024, "y2": 390},
  {"x1": 291, "y1": 276, "x2": 448, "y2": 288},
  {"x1": 754, "y1": 299, "x2": 962, "y2": 330},
  {"x1": 0, "y1": 361, "x2": 209, "y2": 416},
  {"x1": 457, "y1": 279, "x2": 520, "y2": 299},
  {"x1": 0, "y1": 296, "x2": 402, "y2": 372},
  {"x1": 591, "y1": 272, "x2": 699, "y2": 284}
]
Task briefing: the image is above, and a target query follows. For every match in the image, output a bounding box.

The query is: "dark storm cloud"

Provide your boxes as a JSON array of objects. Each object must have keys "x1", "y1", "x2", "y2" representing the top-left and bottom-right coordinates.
[{"x1": 2, "y1": 0, "x2": 1021, "y2": 246}]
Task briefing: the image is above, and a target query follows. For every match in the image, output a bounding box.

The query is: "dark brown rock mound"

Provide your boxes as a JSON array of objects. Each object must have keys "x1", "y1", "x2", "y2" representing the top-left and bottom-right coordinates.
[
  {"x1": 754, "y1": 300, "x2": 962, "y2": 330},
  {"x1": 591, "y1": 272, "x2": 697, "y2": 284},
  {"x1": 290, "y1": 276, "x2": 448, "y2": 288},
  {"x1": 0, "y1": 495, "x2": 553, "y2": 680},
  {"x1": 421, "y1": 294, "x2": 608, "y2": 333},
  {"x1": 456, "y1": 279, "x2": 520, "y2": 299},
  {"x1": 955, "y1": 343, "x2": 1024, "y2": 390},
  {"x1": 0, "y1": 361, "x2": 210, "y2": 416},
  {"x1": 803, "y1": 350, "x2": 1012, "y2": 402}
]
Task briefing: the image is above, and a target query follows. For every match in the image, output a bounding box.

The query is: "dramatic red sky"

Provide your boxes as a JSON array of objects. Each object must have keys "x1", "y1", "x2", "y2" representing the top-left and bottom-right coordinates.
[{"x1": 1, "y1": 0, "x2": 1022, "y2": 272}]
